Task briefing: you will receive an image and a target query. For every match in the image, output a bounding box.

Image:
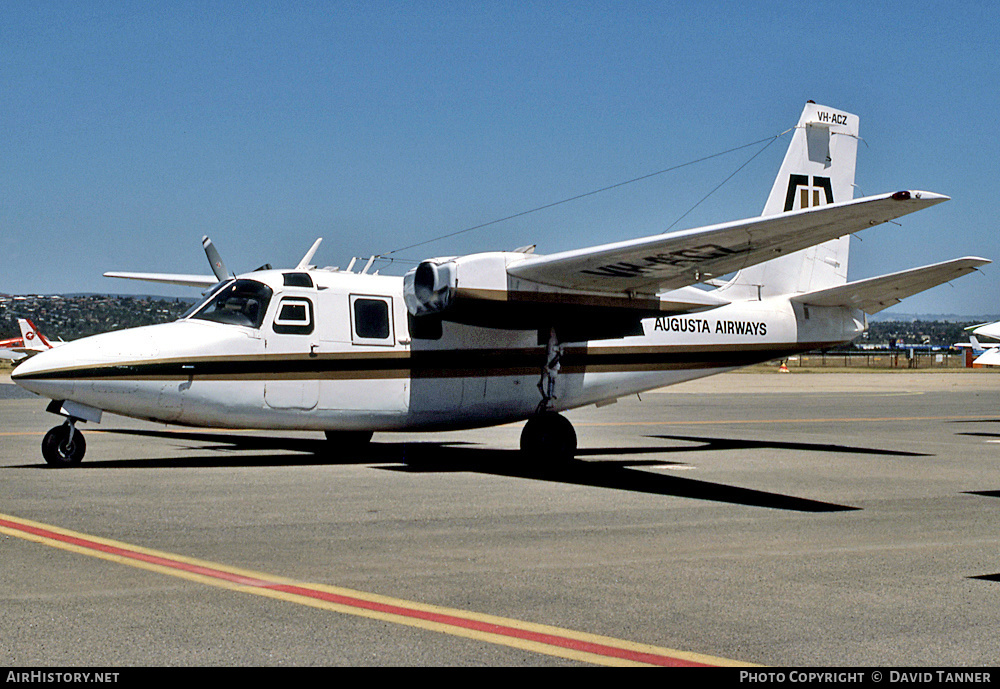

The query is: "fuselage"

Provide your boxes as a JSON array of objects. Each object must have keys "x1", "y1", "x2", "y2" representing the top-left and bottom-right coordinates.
[{"x1": 11, "y1": 268, "x2": 864, "y2": 431}]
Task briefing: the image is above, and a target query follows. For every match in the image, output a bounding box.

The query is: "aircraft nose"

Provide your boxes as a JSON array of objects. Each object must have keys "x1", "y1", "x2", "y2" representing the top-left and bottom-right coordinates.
[
  {"x1": 10, "y1": 342, "x2": 83, "y2": 399},
  {"x1": 11, "y1": 325, "x2": 169, "y2": 406}
]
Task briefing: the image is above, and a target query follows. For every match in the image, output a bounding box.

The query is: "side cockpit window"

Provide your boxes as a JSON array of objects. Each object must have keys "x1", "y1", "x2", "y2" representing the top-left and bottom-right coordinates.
[
  {"x1": 189, "y1": 279, "x2": 273, "y2": 329},
  {"x1": 273, "y1": 297, "x2": 314, "y2": 335}
]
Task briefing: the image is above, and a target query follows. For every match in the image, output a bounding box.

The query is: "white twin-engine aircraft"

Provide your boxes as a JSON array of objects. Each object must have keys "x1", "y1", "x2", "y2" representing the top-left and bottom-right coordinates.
[{"x1": 12, "y1": 102, "x2": 990, "y2": 465}]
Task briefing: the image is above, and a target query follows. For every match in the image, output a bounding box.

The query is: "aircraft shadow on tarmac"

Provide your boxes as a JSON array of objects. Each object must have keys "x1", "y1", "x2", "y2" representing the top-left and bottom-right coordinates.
[
  {"x1": 646, "y1": 434, "x2": 930, "y2": 457},
  {"x1": 11, "y1": 427, "x2": 878, "y2": 513},
  {"x1": 956, "y1": 431, "x2": 1000, "y2": 441},
  {"x1": 965, "y1": 489, "x2": 1000, "y2": 584}
]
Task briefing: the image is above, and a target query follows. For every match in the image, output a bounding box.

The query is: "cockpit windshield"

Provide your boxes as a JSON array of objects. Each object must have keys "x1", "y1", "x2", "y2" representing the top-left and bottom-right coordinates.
[{"x1": 186, "y1": 279, "x2": 273, "y2": 329}]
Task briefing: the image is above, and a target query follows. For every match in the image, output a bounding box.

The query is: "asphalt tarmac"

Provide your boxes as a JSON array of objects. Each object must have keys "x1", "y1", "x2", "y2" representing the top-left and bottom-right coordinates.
[{"x1": 2, "y1": 369, "x2": 999, "y2": 667}]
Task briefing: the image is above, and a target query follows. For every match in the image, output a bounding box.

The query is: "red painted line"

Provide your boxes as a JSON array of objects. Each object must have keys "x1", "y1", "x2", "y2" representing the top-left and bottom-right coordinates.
[
  {"x1": 0, "y1": 517, "x2": 272, "y2": 587},
  {"x1": 1, "y1": 515, "x2": 716, "y2": 667},
  {"x1": 269, "y1": 582, "x2": 709, "y2": 667}
]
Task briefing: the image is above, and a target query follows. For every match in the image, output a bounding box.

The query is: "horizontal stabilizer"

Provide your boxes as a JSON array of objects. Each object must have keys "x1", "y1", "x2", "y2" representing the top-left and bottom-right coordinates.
[
  {"x1": 103, "y1": 271, "x2": 220, "y2": 288},
  {"x1": 0, "y1": 348, "x2": 26, "y2": 362},
  {"x1": 790, "y1": 257, "x2": 990, "y2": 314}
]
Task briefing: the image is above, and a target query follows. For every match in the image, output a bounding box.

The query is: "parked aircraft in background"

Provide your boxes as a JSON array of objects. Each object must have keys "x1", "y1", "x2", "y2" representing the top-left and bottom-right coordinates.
[
  {"x1": 11, "y1": 102, "x2": 989, "y2": 465},
  {"x1": 964, "y1": 322, "x2": 1000, "y2": 366},
  {"x1": 0, "y1": 319, "x2": 60, "y2": 361}
]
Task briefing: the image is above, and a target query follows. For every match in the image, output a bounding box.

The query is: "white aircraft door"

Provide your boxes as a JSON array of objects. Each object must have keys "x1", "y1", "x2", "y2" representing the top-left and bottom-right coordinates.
[
  {"x1": 315, "y1": 293, "x2": 407, "y2": 414},
  {"x1": 263, "y1": 292, "x2": 320, "y2": 410}
]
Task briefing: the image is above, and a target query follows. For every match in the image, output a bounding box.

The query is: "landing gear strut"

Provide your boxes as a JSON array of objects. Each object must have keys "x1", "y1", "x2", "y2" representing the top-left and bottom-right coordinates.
[
  {"x1": 41, "y1": 420, "x2": 86, "y2": 467},
  {"x1": 521, "y1": 327, "x2": 577, "y2": 461}
]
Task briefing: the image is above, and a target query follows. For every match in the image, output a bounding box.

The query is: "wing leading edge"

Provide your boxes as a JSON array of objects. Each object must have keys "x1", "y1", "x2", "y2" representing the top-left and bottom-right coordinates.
[
  {"x1": 506, "y1": 191, "x2": 948, "y2": 295},
  {"x1": 102, "y1": 272, "x2": 220, "y2": 288}
]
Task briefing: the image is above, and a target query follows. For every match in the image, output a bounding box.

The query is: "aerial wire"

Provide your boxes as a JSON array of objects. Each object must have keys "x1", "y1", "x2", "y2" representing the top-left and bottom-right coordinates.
[
  {"x1": 376, "y1": 127, "x2": 793, "y2": 262},
  {"x1": 661, "y1": 129, "x2": 789, "y2": 233}
]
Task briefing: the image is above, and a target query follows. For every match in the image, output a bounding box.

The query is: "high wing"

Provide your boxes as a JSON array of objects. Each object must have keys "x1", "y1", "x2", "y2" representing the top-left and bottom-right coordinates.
[
  {"x1": 790, "y1": 257, "x2": 989, "y2": 314},
  {"x1": 104, "y1": 236, "x2": 315, "y2": 289},
  {"x1": 974, "y1": 321, "x2": 1000, "y2": 340},
  {"x1": 102, "y1": 271, "x2": 220, "y2": 288},
  {"x1": 104, "y1": 236, "x2": 236, "y2": 289},
  {"x1": 0, "y1": 347, "x2": 26, "y2": 362},
  {"x1": 403, "y1": 190, "x2": 957, "y2": 337},
  {"x1": 506, "y1": 191, "x2": 947, "y2": 294}
]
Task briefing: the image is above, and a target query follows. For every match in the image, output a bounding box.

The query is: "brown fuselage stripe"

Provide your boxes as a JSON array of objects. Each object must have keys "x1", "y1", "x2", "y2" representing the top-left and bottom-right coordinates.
[{"x1": 13, "y1": 342, "x2": 837, "y2": 382}]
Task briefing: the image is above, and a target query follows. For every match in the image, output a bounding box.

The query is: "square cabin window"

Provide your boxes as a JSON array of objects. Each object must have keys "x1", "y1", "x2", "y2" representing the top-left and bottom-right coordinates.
[{"x1": 351, "y1": 295, "x2": 393, "y2": 345}]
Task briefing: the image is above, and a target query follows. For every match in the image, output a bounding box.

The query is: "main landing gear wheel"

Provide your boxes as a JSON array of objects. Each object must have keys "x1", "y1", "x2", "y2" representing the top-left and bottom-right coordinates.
[
  {"x1": 324, "y1": 430, "x2": 374, "y2": 448},
  {"x1": 520, "y1": 412, "x2": 577, "y2": 461},
  {"x1": 41, "y1": 423, "x2": 86, "y2": 467}
]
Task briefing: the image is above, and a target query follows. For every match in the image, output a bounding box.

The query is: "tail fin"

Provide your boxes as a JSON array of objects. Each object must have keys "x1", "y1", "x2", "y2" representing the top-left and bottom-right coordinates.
[
  {"x1": 18, "y1": 319, "x2": 53, "y2": 351},
  {"x1": 720, "y1": 102, "x2": 860, "y2": 300}
]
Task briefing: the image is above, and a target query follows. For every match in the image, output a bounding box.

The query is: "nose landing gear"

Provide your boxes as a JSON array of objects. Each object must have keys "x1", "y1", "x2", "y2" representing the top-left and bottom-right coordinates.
[
  {"x1": 42, "y1": 420, "x2": 87, "y2": 466},
  {"x1": 38, "y1": 400, "x2": 102, "y2": 467}
]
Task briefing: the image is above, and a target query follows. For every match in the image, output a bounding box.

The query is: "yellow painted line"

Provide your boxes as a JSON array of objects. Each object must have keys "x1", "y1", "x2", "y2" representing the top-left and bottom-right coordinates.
[{"x1": 0, "y1": 512, "x2": 754, "y2": 667}]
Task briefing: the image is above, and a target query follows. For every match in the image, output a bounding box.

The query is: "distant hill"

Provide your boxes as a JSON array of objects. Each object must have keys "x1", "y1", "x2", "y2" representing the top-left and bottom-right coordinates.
[
  {"x1": 0, "y1": 294, "x2": 194, "y2": 341},
  {"x1": 870, "y1": 312, "x2": 1000, "y2": 323}
]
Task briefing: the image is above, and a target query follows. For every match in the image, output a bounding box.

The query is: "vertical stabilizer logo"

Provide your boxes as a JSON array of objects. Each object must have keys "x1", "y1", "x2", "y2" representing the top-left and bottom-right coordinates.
[{"x1": 783, "y1": 174, "x2": 833, "y2": 211}]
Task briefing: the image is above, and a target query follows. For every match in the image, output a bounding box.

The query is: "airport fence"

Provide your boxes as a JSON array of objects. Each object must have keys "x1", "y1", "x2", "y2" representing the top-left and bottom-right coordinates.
[{"x1": 782, "y1": 350, "x2": 969, "y2": 369}]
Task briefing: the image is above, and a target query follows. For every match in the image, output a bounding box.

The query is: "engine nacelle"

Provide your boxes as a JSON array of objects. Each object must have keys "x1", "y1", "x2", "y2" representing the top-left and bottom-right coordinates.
[
  {"x1": 403, "y1": 253, "x2": 511, "y2": 318},
  {"x1": 403, "y1": 258, "x2": 456, "y2": 317}
]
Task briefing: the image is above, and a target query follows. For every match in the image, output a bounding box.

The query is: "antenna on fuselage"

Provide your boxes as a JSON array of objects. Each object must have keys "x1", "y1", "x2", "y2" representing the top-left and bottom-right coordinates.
[{"x1": 296, "y1": 238, "x2": 323, "y2": 270}]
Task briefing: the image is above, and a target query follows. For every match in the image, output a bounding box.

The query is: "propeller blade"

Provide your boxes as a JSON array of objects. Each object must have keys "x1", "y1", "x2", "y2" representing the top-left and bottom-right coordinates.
[{"x1": 202, "y1": 236, "x2": 231, "y2": 282}]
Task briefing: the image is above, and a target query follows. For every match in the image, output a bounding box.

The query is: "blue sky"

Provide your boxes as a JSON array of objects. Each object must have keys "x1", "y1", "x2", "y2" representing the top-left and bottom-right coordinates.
[{"x1": 4, "y1": 1, "x2": 998, "y2": 315}]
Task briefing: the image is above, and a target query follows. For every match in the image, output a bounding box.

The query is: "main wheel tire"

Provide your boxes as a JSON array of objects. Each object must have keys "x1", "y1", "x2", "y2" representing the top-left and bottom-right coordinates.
[
  {"x1": 41, "y1": 425, "x2": 86, "y2": 466},
  {"x1": 520, "y1": 412, "x2": 577, "y2": 461},
  {"x1": 324, "y1": 430, "x2": 374, "y2": 447}
]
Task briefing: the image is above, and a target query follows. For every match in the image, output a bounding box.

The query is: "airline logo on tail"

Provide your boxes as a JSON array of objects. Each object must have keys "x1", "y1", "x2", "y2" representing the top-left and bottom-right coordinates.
[
  {"x1": 19, "y1": 319, "x2": 53, "y2": 350},
  {"x1": 784, "y1": 174, "x2": 833, "y2": 211},
  {"x1": 0, "y1": 319, "x2": 58, "y2": 361}
]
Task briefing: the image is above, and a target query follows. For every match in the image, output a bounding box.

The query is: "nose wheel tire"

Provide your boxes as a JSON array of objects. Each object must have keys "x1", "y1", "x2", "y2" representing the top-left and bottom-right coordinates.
[
  {"x1": 42, "y1": 424, "x2": 86, "y2": 466},
  {"x1": 520, "y1": 412, "x2": 577, "y2": 461}
]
